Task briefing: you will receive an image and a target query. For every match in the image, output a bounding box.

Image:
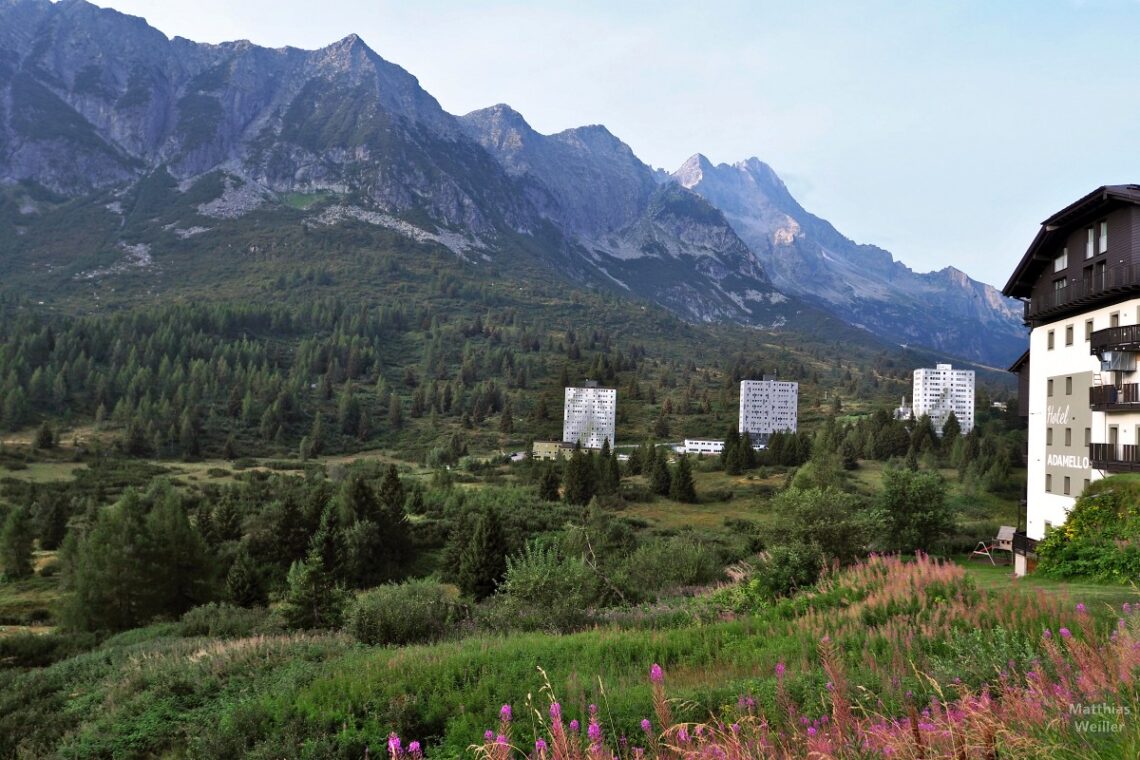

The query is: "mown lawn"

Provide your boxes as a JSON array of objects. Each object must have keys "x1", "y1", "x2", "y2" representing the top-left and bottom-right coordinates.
[{"x1": 960, "y1": 559, "x2": 1138, "y2": 608}]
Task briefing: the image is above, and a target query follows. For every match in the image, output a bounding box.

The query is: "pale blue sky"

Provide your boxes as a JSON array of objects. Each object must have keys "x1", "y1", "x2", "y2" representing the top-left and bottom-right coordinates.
[{"x1": 88, "y1": 0, "x2": 1140, "y2": 288}]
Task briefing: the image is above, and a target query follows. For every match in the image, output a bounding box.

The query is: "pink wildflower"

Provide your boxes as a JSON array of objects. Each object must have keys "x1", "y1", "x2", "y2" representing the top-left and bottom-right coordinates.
[{"x1": 650, "y1": 663, "x2": 664, "y2": 684}]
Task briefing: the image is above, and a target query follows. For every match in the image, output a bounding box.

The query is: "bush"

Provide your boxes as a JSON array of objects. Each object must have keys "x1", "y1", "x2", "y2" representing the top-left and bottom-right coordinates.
[
  {"x1": 0, "y1": 631, "x2": 99, "y2": 668},
  {"x1": 495, "y1": 543, "x2": 599, "y2": 633},
  {"x1": 179, "y1": 603, "x2": 270, "y2": 638},
  {"x1": 348, "y1": 580, "x2": 464, "y2": 646},
  {"x1": 755, "y1": 543, "x2": 823, "y2": 599},
  {"x1": 618, "y1": 535, "x2": 723, "y2": 599}
]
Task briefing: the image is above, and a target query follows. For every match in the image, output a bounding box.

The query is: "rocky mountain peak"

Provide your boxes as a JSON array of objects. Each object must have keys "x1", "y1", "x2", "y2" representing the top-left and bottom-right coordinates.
[{"x1": 672, "y1": 153, "x2": 714, "y2": 189}]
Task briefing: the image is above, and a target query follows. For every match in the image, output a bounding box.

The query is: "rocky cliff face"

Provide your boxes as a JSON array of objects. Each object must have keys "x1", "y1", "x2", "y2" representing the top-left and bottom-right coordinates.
[
  {"x1": 0, "y1": 0, "x2": 1024, "y2": 365},
  {"x1": 673, "y1": 154, "x2": 1024, "y2": 365}
]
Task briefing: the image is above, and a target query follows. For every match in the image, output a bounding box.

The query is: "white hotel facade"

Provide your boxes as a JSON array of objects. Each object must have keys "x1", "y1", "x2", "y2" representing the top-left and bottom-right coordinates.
[
  {"x1": 1003, "y1": 185, "x2": 1140, "y2": 574},
  {"x1": 562, "y1": 382, "x2": 616, "y2": 449}
]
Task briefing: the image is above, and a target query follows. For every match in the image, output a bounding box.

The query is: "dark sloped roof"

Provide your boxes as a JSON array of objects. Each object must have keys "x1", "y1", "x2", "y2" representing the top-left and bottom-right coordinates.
[
  {"x1": 1008, "y1": 349, "x2": 1029, "y2": 374},
  {"x1": 1003, "y1": 185, "x2": 1140, "y2": 298}
]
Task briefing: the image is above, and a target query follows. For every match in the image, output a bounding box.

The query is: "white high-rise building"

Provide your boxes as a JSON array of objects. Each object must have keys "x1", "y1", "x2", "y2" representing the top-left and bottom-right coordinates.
[
  {"x1": 563, "y1": 381, "x2": 616, "y2": 449},
  {"x1": 912, "y1": 364, "x2": 975, "y2": 435},
  {"x1": 739, "y1": 378, "x2": 798, "y2": 444}
]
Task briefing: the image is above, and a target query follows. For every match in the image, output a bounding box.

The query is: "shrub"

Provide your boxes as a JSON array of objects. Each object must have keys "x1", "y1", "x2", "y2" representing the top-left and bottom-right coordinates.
[
  {"x1": 0, "y1": 631, "x2": 99, "y2": 668},
  {"x1": 755, "y1": 542, "x2": 823, "y2": 599},
  {"x1": 495, "y1": 542, "x2": 599, "y2": 633},
  {"x1": 179, "y1": 602, "x2": 269, "y2": 638},
  {"x1": 347, "y1": 580, "x2": 464, "y2": 646},
  {"x1": 618, "y1": 535, "x2": 722, "y2": 599}
]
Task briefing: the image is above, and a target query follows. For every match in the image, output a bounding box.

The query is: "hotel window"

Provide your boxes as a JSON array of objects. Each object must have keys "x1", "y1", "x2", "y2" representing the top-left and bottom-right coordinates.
[
  {"x1": 1064, "y1": 476, "x2": 1071, "y2": 495},
  {"x1": 1065, "y1": 376, "x2": 1072, "y2": 395},
  {"x1": 1085, "y1": 427, "x2": 1091, "y2": 446},
  {"x1": 1046, "y1": 474, "x2": 1053, "y2": 492},
  {"x1": 1085, "y1": 319, "x2": 1094, "y2": 341},
  {"x1": 1065, "y1": 428, "x2": 1072, "y2": 446},
  {"x1": 1100, "y1": 221, "x2": 1108, "y2": 253},
  {"x1": 1065, "y1": 325, "x2": 1073, "y2": 345},
  {"x1": 1047, "y1": 378, "x2": 1054, "y2": 396},
  {"x1": 1054, "y1": 248, "x2": 1068, "y2": 272},
  {"x1": 1086, "y1": 227, "x2": 1095, "y2": 258},
  {"x1": 1047, "y1": 428, "x2": 1053, "y2": 445},
  {"x1": 1048, "y1": 330, "x2": 1055, "y2": 349},
  {"x1": 1112, "y1": 312, "x2": 1121, "y2": 327},
  {"x1": 1054, "y1": 277, "x2": 1067, "y2": 292},
  {"x1": 1084, "y1": 478, "x2": 1091, "y2": 492}
]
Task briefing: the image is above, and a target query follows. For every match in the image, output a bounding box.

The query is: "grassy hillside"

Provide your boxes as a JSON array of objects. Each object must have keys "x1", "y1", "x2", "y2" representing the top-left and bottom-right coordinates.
[{"x1": 1, "y1": 553, "x2": 1134, "y2": 758}]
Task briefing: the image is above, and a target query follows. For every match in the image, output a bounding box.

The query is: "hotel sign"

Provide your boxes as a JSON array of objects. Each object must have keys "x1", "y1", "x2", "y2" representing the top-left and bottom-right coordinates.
[{"x1": 1045, "y1": 372, "x2": 1093, "y2": 495}]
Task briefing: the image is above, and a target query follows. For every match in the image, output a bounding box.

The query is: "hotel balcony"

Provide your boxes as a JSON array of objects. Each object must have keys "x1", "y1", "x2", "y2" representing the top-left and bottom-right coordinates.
[
  {"x1": 1089, "y1": 383, "x2": 1140, "y2": 411},
  {"x1": 1090, "y1": 324, "x2": 1140, "y2": 356},
  {"x1": 1089, "y1": 442, "x2": 1140, "y2": 473},
  {"x1": 1025, "y1": 265, "x2": 1140, "y2": 321}
]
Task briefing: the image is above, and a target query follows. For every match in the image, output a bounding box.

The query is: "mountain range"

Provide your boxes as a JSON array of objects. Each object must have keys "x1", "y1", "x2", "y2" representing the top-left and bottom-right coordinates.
[{"x1": 0, "y1": 0, "x2": 1024, "y2": 366}]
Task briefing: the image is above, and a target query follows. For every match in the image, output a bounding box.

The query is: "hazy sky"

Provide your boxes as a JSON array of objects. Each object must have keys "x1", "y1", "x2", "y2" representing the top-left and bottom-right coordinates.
[{"x1": 86, "y1": 0, "x2": 1140, "y2": 288}]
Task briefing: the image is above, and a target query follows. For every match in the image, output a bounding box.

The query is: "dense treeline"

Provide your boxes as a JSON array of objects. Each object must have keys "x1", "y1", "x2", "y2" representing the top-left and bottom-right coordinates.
[{"x1": 0, "y1": 295, "x2": 854, "y2": 458}]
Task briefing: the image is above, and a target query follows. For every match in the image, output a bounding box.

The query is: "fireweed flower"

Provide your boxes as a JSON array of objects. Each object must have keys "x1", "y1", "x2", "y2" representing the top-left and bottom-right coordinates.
[
  {"x1": 641, "y1": 719, "x2": 652, "y2": 734},
  {"x1": 775, "y1": 662, "x2": 786, "y2": 679},
  {"x1": 588, "y1": 722, "x2": 602, "y2": 743},
  {"x1": 484, "y1": 730, "x2": 494, "y2": 742},
  {"x1": 535, "y1": 738, "x2": 548, "y2": 755},
  {"x1": 496, "y1": 735, "x2": 508, "y2": 746},
  {"x1": 650, "y1": 663, "x2": 664, "y2": 684},
  {"x1": 1060, "y1": 627, "x2": 1072, "y2": 639},
  {"x1": 388, "y1": 734, "x2": 402, "y2": 757},
  {"x1": 407, "y1": 742, "x2": 422, "y2": 759},
  {"x1": 500, "y1": 704, "x2": 512, "y2": 722},
  {"x1": 677, "y1": 727, "x2": 689, "y2": 743},
  {"x1": 569, "y1": 720, "x2": 580, "y2": 733},
  {"x1": 1043, "y1": 629, "x2": 1052, "y2": 639},
  {"x1": 549, "y1": 703, "x2": 561, "y2": 720},
  {"x1": 1076, "y1": 603, "x2": 1087, "y2": 614}
]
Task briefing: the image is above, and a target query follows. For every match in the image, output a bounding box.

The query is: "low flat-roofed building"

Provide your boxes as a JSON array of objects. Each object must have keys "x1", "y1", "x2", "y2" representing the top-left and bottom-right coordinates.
[{"x1": 533, "y1": 440, "x2": 576, "y2": 460}]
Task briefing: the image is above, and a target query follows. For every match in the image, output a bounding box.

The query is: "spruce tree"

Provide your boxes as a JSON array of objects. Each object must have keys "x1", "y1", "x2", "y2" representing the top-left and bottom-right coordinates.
[
  {"x1": 456, "y1": 508, "x2": 507, "y2": 600},
  {"x1": 941, "y1": 411, "x2": 962, "y2": 447},
  {"x1": 650, "y1": 450, "x2": 672, "y2": 496},
  {"x1": 740, "y1": 431, "x2": 758, "y2": 469},
  {"x1": 670, "y1": 455, "x2": 697, "y2": 503},
  {"x1": 34, "y1": 421, "x2": 54, "y2": 449},
  {"x1": 1, "y1": 504, "x2": 35, "y2": 579},
  {"x1": 146, "y1": 489, "x2": 214, "y2": 616},
  {"x1": 281, "y1": 552, "x2": 344, "y2": 630},
  {"x1": 562, "y1": 446, "x2": 595, "y2": 506},
  {"x1": 377, "y1": 465, "x2": 406, "y2": 517},
  {"x1": 61, "y1": 490, "x2": 155, "y2": 631},
  {"x1": 226, "y1": 546, "x2": 264, "y2": 606},
  {"x1": 311, "y1": 503, "x2": 347, "y2": 583},
  {"x1": 34, "y1": 494, "x2": 70, "y2": 551},
  {"x1": 721, "y1": 425, "x2": 741, "y2": 474},
  {"x1": 538, "y1": 463, "x2": 562, "y2": 502}
]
